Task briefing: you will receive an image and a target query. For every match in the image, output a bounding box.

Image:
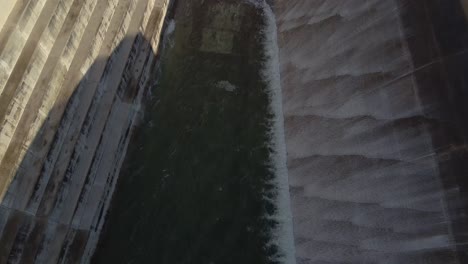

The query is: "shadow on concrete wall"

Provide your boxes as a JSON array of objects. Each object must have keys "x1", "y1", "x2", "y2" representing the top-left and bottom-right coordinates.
[
  {"x1": 399, "y1": 0, "x2": 468, "y2": 261},
  {"x1": 0, "y1": 32, "x2": 160, "y2": 263}
]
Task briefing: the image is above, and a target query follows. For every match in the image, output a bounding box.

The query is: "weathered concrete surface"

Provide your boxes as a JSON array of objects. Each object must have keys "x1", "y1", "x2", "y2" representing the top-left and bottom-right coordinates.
[
  {"x1": 0, "y1": 0, "x2": 169, "y2": 262},
  {"x1": 0, "y1": 1, "x2": 16, "y2": 33},
  {"x1": 275, "y1": 0, "x2": 468, "y2": 263}
]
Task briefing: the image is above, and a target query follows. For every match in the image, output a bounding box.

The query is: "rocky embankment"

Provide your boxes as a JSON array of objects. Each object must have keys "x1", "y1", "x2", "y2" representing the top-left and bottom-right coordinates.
[{"x1": 0, "y1": 0, "x2": 169, "y2": 262}]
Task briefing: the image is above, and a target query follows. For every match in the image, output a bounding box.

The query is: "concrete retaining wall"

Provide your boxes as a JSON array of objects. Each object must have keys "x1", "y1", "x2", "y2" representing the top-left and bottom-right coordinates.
[{"x1": 0, "y1": 0, "x2": 170, "y2": 262}]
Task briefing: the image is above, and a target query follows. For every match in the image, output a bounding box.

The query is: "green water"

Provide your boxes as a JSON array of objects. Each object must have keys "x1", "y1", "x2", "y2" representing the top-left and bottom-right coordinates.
[{"x1": 93, "y1": 1, "x2": 279, "y2": 263}]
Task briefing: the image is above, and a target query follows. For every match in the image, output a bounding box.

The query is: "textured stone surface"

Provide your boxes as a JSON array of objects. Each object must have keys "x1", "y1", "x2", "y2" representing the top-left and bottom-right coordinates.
[
  {"x1": 275, "y1": 0, "x2": 467, "y2": 263},
  {"x1": 0, "y1": 0, "x2": 169, "y2": 262}
]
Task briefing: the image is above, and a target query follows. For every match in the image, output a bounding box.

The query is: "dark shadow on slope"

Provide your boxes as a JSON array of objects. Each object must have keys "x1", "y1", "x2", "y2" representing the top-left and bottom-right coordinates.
[{"x1": 0, "y1": 31, "x2": 161, "y2": 263}]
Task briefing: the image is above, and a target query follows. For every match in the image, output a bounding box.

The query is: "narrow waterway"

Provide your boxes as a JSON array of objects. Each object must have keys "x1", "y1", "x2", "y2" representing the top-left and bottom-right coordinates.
[{"x1": 93, "y1": 1, "x2": 284, "y2": 263}]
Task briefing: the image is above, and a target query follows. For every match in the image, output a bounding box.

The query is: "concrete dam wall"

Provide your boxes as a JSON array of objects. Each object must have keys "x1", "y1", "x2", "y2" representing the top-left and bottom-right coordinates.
[
  {"x1": 0, "y1": 0, "x2": 468, "y2": 263},
  {"x1": 275, "y1": 0, "x2": 468, "y2": 263},
  {"x1": 0, "y1": 0, "x2": 169, "y2": 262}
]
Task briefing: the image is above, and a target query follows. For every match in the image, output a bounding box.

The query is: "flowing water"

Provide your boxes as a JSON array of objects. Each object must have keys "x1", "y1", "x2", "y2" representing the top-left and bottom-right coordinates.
[{"x1": 93, "y1": 1, "x2": 293, "y2": 263}]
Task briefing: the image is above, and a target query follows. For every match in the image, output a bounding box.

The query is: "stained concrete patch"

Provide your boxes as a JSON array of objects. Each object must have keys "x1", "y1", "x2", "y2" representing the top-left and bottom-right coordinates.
[
  {"x1": 209, "y1": 3, "x2": 243, "y2": 30},
  {"x1": 200, "y1": 3, "x2": 243, "y2": 54}
]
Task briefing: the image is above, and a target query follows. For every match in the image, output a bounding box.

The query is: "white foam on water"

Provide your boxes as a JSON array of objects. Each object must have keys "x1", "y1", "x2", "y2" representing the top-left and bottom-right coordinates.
[
  {"x1": 165, "y1": 19, "x2": 176, "y2": 36},
  {"x1": 257, "y1": 1, "x2": 296, "y2": 263},
  {"x1": 216, "y1": 80, "x2": 237, "y2": 92},
  {"x1": 161, "y1": 19, "x2": 176, "y2": 50}
]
